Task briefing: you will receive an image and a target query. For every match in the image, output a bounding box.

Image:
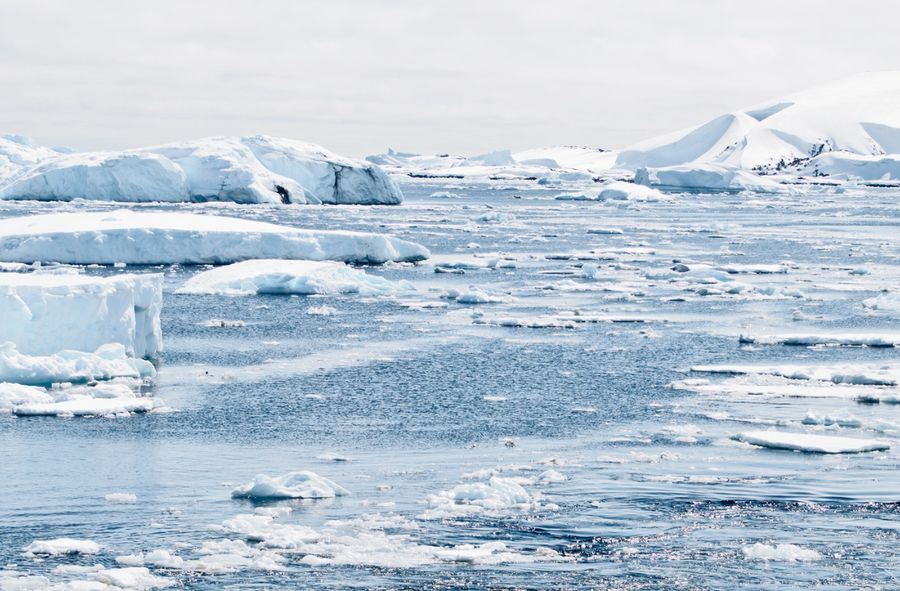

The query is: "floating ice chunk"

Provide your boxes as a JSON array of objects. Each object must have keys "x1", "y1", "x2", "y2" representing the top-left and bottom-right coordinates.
[
  {"x1": 178, "y1": 260, "x2": 413, "y2": 297},
  {"x1": 445, "y1": 286, "x2": 513, "y2": 305},
  {"x1": 202, "y1": 319, "x2": 245, "y2": 328},
  {"x1": 0, "y1": 343, "x2": 155, "y2": 387},
  {"x1": 423, "y1": 477, "x2": 539, "y2": 519},
  {"x1": 24, "y1": 538, "x2": 101, "y2": 556},
  {"x1": 734, "y1": 430, "x2": 889, "y2": 454},
  {"x1": 92, "y1": 566, "x2": 174, "y2": 589},
  {"x1": 105, "y1": 493, "x2": 138, "y2": 505},
  {"x1": 0, "y1": 210, "x2": 429, "y2": 265},
  {"x1": 738, "y1": 332, "x2": 899, "y2": 347},
  {"x1": 597, "y1": 181, "x2": 671, "y2": 202},
  {"x1": 306, "y1": 305, "x2": 337, "y2": 316},
  {"x1": 864, "y1": 292, "x2": 900, "y2": 315},
  {"x1": 475, "y1": 211, "x2": 515, "y2": 224},
  {"x1": 0, "y1": 272, "x2": 162, "y2": 359},
  {"x1": 742, "y1": 542, "x2": 822, "y2": 562},
  {"x1": 231, "y1": 471, "x2": 349, "y2": 500}
]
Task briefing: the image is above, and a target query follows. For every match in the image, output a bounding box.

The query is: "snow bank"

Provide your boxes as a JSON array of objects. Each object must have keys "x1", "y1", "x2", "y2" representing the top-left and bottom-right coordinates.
[
  {"x1": 0, "y1": 210, "x2": 429, "y2": 265},
  {"x1": 0, "y1": 135, "x2": 403, "y2": 205},
  {"x1": 0, "y1": 272, "x2": 162, "y2": 358},
  {"x1": 734, "y1": 431, "x2": 889, "y2": 454},
  {"x1": 0, "y1": 343, "x2": 155, "y2": 386},
  {"x1": 178, "y1": 260, "x2": 413, "y2": 296},
  {"x1": 742, "y1": 543, "x2": 821, "y2": 562},
  {"x1": 231, "y1": 471, "x2": 349, "y2": 499}
]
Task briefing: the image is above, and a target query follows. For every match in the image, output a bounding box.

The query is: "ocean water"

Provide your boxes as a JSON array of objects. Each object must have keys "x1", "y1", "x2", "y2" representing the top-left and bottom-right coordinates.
[{"x1": 1, "y1": 180, "x2": 899, "y2": 589}]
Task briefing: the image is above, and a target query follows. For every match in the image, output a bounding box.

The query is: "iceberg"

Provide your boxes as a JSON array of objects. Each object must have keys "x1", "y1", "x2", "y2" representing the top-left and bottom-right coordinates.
[
  {"x1": 178, "y1": 259, "x2": 413, "y2": 296},
  {"x1": 0, "y1": 135, "x2": 403, "y2": 205},
  {"x1": 0, "y1": 272, "x2": 162, "y2": 358},
  {"x1": 0, "y1": 209, "x2": 429, "y2": 265}
]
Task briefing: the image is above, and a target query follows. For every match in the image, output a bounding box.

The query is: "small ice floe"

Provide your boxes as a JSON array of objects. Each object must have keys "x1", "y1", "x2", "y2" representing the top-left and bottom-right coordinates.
[
  {"x1": 864, "y1": 291, "x2": 900, "y2": 315},
  {"x1": 24, "y1": 538, "x2": 101, "y2": 556},
  {"x1": 94, "y1": 566, "x2": 175, "y2": 589},
  {"x1": 116, "y1": 549, "x2": 184, "y2": 569},
  {"x1": 316, "y1": 451, "x2": 349, "y2": 462},
  {"x1": 422, "y1": 477, "x2": 547, "y2": 519},
  {"x1": 202, "y1": 319, "x2": 245, "y2": 328},
  {"x1": 734, "y1": 430, "x2": 889, "y2": 454},
  {"x1": 105, "y1": 492, "x2": 138, "y2": 505},
  {"x1": 741, "y1": 542, "x2": 822, "y2": 562},
  {"x1": 586, "y1": 227, "x2": 624, "y2": 235},
  {"x1": 473, "y1": 316, "x2": 577, "y2": 329},
  {"x1": 306, "y1": 305, "x2": 337, "y2": 316},
  {"x1": 178, "y1": 259, "x2": 413, "y2": 297},
  {"x1": 443, "y1": 286, "x2": 513, "y2": 304},
  {"x1": 483, "y1": 395, "x2": 508, "y2": 402},
  {"x1": 475, "y1": 211, "x2": 515, "y2": 224},
  {"x1": 231, "y1": 471, "x2": 349, "y2": 500},
  {"x1": 801, "y1": 413, "x2": 862, "y2": 428},
  {"x1": 738, "y1": 332, "x2": 899, "y2": 347}
]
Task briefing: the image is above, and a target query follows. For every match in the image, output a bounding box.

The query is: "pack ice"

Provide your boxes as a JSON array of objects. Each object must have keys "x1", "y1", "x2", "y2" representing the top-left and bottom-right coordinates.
[
  {"x1": 0, "y1": 135, "x2": 403, "y2": 205},
  {"x1": 0, "y1": 210, "x2": 430, "y2": 265}
]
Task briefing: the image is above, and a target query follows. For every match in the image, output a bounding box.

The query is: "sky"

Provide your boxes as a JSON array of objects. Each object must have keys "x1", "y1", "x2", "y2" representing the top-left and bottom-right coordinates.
[{"x1": 1, "y1": 0, "x2": 899, "y2": 157}]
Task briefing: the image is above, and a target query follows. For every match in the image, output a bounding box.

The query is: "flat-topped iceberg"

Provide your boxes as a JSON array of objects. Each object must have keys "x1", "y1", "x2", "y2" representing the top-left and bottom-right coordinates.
[
  {"x1": 0, "y1": 272, "x2": 162, "y2": 358},
  {"x1": 0, "y1": 135, "x2": 403, "y2": 205},
  {"x1": 0, "y1": 210, "x2": 429, "y2": 265},
  {"x1": 178, "y1": 260, "x2": 414, "y2": 296}
]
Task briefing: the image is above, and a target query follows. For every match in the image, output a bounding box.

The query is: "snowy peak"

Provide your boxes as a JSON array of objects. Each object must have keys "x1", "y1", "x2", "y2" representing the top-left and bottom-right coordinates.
[{"x1": 617, "y1": 71, "x2": 900, "y2": 171}]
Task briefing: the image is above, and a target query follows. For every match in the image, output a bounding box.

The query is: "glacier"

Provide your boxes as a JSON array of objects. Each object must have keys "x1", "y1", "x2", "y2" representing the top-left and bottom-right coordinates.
[{"x1": 0, "y1": 135, "x2": 403, "y2": 205}]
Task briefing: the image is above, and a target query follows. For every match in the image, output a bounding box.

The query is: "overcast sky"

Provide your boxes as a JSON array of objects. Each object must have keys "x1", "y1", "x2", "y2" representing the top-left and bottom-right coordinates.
[{"x1": 1, "y1": 0, "x2": 899, "y2": 157}]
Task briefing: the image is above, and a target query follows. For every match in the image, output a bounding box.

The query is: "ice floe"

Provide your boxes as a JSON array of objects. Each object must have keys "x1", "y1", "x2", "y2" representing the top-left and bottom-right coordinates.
[
  {"x1": 741, "y1": 542, "x2": 822, "y2": 562},
  {"x1": 231, "y1": 471, "x2": 349, "y2": 500},
  {"x1": 0, "y1": 343, "x2": 155, "y2": 387},
  {"x1": 734, "y1": 430, "x2": 890, "y2": 454},
  {"x1": 0, "y1": 210, "x2": 429, "y2": 265},
  {"x1": 24, "y1": 538, "x2": 101, "y2": 556},
  {"x1": 178, "y1": 260, "x2": 413, "y2": 297}
]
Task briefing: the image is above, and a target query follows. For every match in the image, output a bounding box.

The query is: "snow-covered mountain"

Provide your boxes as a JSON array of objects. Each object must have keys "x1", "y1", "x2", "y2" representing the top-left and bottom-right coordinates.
[
  {"x1": 0, "y1": 135, "x2": 403, "y2": 205},
  {"x1": 616, "y1": 72, "x2": 900, "y2": 174}
]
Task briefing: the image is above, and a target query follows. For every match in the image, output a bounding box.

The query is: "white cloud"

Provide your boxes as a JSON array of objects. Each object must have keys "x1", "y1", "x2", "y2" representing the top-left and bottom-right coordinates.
[{"x1": 1, "y1": 0, "x2": 898, "y2": 156}]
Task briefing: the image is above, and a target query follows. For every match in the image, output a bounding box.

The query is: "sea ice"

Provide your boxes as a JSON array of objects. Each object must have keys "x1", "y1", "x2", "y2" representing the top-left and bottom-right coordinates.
[
  {"x1": 742, "y1": 542, "x2": 822, "y2": 562},
  {"x1": 178, "y1": 260, "x2": 412, "y2": 297},
  {"x1": 24, "y1": 538, "x2": 101, "y2": 556}
]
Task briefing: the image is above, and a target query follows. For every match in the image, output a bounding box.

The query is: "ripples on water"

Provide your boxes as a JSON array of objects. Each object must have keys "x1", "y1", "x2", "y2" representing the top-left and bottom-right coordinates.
[{"x1": 1, "y1": 182, "x2": 899, "y2": 589}]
